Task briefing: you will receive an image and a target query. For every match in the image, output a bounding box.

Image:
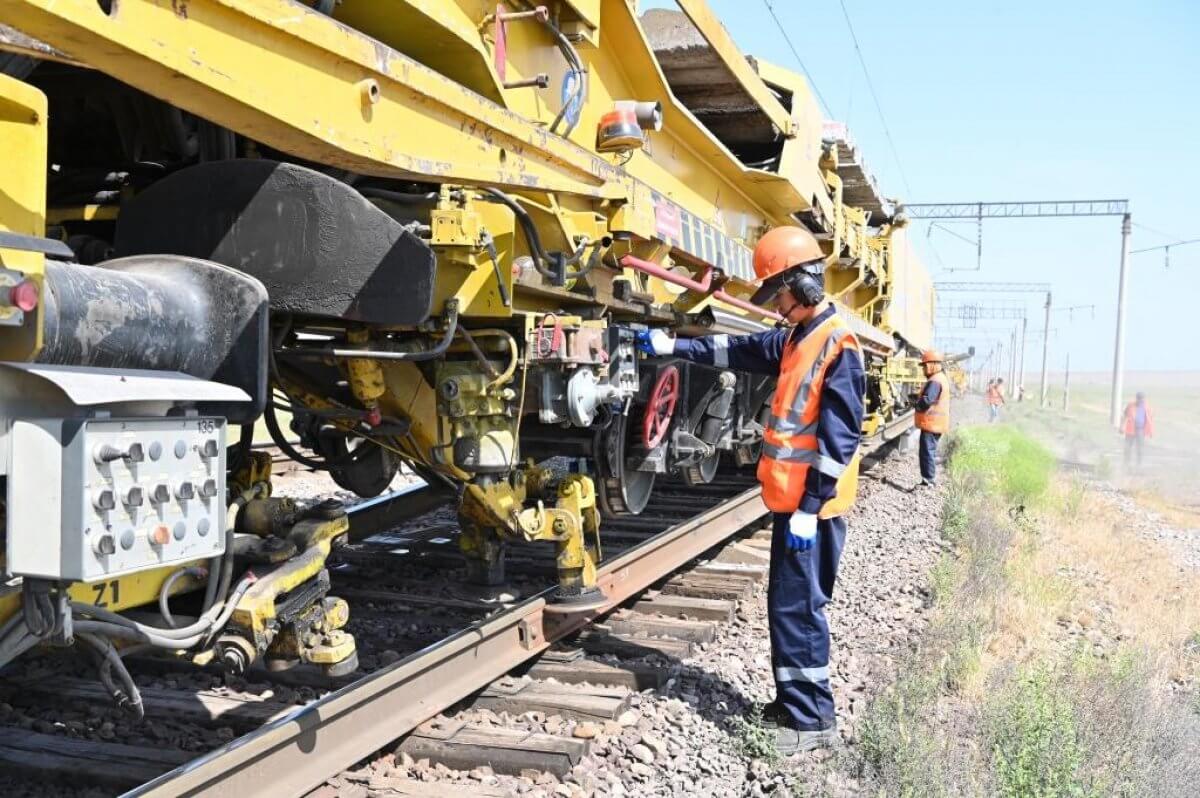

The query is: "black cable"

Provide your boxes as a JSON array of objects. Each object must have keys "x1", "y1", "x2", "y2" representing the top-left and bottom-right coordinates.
[
  {"x1": 480, "y1": 188, "x2": 558, "y2": 280},
  {"x1": 547, "y1": 22, "x2": 586, "y2": 136},
  {"x1": 836, "y1": 0, "x2": 915, "y2": 199},
  {"x1": 481, "y1": 234, "x2": 511, "y2": 307}
]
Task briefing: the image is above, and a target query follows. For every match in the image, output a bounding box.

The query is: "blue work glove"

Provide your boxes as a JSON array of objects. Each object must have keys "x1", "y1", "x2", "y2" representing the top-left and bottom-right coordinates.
[
  {"x1": 786, "y1": 511, "x2": 818, "y2": 552},
  {"x1": 635, "y1": 329, "x2": 676, "y2": 356}
]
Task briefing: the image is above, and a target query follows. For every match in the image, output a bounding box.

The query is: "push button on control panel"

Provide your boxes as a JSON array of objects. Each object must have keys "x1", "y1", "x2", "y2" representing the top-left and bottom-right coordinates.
[
  {"x1": 93, "y1": 534, "x2": 116, "y2": 556},
  {"x1": 175, "y1": 481, "x2": 195, "y2": 501},
  {"x1": 150, "y1": 524, "x2": 171, "y2": 546}
]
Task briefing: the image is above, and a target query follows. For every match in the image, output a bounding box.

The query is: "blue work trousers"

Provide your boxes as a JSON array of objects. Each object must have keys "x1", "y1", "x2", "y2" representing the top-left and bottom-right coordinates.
[
  {"x1": 768, "y1": 511, "x2": 846, "y2": 731},
  {"x1": 919, "y1": 431, "x2": 940, "y2": 481}
]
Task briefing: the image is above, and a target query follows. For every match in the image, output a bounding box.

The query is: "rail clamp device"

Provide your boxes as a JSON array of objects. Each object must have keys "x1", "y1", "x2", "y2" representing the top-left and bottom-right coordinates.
[{"x1": 0, "y1": 363, "x2": 248, "y2": 581}]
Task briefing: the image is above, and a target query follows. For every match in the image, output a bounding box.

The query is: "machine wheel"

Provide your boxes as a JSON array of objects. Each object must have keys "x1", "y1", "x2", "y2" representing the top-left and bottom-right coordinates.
[
  {"x1": 683, "y1": 446, "x2": 720, "y2": 485},
  {"x1": 595, "y1": 412, "x2": 655, "y2": 516},
  {"x1": 734, "y1": 401, "x2": 770, "y2": 467},
  {"x1": 317, "y1": 428, "x2": 400, "y2": 498}
]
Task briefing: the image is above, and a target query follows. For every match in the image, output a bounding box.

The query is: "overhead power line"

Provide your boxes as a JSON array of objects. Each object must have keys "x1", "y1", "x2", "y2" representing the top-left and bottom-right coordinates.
[
  {"x1": 1130, "y1": 237, "x2": 1200, "y2": 256},
  {"x1": 836, "y1": 0, "x2": 914, "y2": 199},
  {"x1": 1131, "y1": 221, "x2": 1185, "y2": 240},
  {"x1": 760, "y1": 0, "x2": 833, "y2": 118}
]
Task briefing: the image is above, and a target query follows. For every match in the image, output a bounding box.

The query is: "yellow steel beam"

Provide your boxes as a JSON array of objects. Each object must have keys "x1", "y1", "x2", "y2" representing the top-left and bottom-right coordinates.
[
  {"x1": 673, "y1": 0, "x2": 792, "y2": 137},
  {"x1": 0, "y1": 71, "x2": 46, "y2": 360},
  {"x1": 0, "y1": 0, "x2": 630, "y2": 198}
]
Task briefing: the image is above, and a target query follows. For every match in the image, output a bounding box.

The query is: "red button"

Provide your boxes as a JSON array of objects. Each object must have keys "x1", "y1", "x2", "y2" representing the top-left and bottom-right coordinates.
[
  {"x1": 9, "y1": 281, "x2": 38, "y2": 312},
  {"x1": 150, "y1": 525, "x2": 170, "y2": 546}
]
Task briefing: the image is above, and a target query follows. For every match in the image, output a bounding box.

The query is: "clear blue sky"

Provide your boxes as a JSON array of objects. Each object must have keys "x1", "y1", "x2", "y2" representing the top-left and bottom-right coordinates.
[{"x1": 641, "y1": 0, "x2": 1199, "y2": 373}]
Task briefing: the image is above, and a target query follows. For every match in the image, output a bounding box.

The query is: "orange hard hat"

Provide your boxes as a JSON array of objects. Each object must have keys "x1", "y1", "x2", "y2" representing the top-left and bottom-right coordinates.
[
  {"x1": 750, "y1": 226, "x2": 824, "y2": 305},
  {"x1": 921, "y1": 350, "x2": 944, "y2": 364},
  {"x1": 753, "y1": 226, "x2": 824, "y2": 281}
]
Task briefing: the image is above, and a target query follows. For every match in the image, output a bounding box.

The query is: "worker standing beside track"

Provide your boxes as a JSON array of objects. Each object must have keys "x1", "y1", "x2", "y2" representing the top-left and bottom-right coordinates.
[
  {"x1": 986, "y1": 378, "x2": 1005, "y2": 422},
  {"x1": 636, "y1": 227, "x2": 866, "y2": 755},
  {"x1": 1121, "y1": 391, "x2": 1154, "y2": 468},
  {"x1": 914, "y1": 350, "x2": 950, "y2": 486}
]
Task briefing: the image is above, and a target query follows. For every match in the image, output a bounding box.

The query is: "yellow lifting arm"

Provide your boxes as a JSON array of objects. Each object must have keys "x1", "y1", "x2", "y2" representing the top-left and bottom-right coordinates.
[{"x1": 0, "y1": 0, "x2": 630, "y2": 198}]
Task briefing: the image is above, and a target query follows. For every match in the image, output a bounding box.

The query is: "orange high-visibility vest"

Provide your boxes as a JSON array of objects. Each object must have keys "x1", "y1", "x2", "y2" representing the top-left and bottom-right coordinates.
[
  {"x1": 757, "y1": 314, "x2": 862, "y2": 518},
  {"x1": 915, "y1": 371, "x2": 950, "y2": 434},
  {"x1": 986, "y1": 384, "x2": 1003, "y2": 406},
  {"x1": 1122, "y1": 402, "x2": 1154, "y2": 437}
]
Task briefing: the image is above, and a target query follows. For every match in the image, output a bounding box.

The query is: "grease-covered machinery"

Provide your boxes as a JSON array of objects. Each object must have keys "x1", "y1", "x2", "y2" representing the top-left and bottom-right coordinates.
[{"x1": 0, "y1": 0, "x2": 933, "y2": 703}]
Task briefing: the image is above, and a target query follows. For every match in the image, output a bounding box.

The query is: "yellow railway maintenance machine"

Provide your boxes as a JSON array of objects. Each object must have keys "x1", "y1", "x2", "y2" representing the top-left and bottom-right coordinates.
[{"x1": 0, "y1": 1, "x2": 934, "y2": 709}]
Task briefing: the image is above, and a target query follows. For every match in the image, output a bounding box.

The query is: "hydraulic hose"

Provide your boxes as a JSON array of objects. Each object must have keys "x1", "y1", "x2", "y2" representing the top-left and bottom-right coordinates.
[
  {"x1": 0, "y1": 619, "x2": 38, "y2": 669},
  {"x1": 159, "y1": 566, "x2": 209, "y2": 628},
  {"x1": 73, "y1": 576, "x2": 255, "y2": 650},
  {"x1": 479, "y1": 189, "x2": 602, "y2": 284},
  {"x1": 468, "y1": 329, "x2": 520, "y2": 389},
  {"x1": 479, "y1": 188, "x2": 558, "y2": 280},
  {"x1": 278, "y1": 301, "x2": 459, "y2": 361},
  {"x1": 77, "y1": 634, "x2": 145, "y2": 721}
]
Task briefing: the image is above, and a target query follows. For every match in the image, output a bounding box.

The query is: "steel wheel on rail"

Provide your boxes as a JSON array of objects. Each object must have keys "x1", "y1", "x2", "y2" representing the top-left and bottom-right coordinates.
[{"x1": 595, "y1": 411, "x2": 656, "y2": 516}]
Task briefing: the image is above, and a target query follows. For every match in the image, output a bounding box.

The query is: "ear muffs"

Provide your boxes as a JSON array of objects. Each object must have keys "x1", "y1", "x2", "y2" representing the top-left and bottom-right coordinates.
[{"x1": 784, "y1": 265, "x2": 825, "y2": 307}]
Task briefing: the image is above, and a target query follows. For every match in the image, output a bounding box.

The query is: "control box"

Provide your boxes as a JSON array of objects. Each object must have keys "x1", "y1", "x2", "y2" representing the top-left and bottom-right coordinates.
[{"x1": 6, "y1": 416, "x2": 227, "y2": 581}]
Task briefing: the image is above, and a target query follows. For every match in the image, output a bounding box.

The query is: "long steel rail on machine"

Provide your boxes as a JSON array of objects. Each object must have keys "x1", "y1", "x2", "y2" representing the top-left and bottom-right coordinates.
[{"x1": 125, "y1": 419, "x2": 910, "y2": 798}]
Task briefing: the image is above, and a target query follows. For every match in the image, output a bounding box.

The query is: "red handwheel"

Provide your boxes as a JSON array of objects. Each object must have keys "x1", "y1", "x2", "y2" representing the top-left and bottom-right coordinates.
[{"x1": 642, "y1": 365, "x2": 680, "y2": 449}]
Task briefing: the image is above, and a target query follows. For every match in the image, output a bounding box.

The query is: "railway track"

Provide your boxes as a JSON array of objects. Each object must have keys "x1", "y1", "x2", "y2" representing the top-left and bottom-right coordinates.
[{"x1": 0, "y1": 418, "x2": 912, "y2": 797}]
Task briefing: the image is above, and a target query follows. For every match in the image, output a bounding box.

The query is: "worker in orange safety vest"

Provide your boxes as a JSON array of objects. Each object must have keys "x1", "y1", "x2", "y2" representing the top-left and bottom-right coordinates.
[
  {"x1": 636, "y1": 226, "x2": 865, "y2": 756},
  {"x1": 986, "y1": 378, "x2": 1005, "y2": 422},
  {"x1": 1121, "y1": 392, "x2": 1154, "y2": 468},
  {"x1": 914, "y1": 350, "x2": 950, "y2": 486}
]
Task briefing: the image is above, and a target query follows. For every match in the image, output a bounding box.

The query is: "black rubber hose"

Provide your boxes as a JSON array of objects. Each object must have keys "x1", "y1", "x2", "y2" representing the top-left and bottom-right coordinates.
[
  {"x1": 479, "y1": 188, "x2": 559, "y2": 281},
  {"x1": 264, "y1": 400, "x2": 344, "y2": 471},
  {"x1": 78, "y1": 634, "x2": 145, "y2": 721},
  {"x1": 482, "y1": 235, "x2": 511, "y2": 307}
]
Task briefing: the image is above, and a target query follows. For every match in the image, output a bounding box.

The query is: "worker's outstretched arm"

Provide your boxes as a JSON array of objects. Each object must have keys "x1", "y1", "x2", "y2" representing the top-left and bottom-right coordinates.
[
  {"x1": 797, "y1": 348, "x2": 867, "y2": 515},
  {"x1": 635, "y1": 328, "x2": 791, "y2": 376}
]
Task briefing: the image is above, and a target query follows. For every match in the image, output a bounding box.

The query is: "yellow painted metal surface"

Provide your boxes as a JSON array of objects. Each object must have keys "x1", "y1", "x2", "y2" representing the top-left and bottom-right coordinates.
[
  {"x1": 0, "y1": 561, "x2": 207, "y2": 629},
  {"x1": 881, "y1": 225, "x2": 935, "y2": 350},
  {"x1": 0, "y1": 0, "x2": 627, "y2": 197},
  {"x1": 0, "y1": 71, "x2": 46, "y2": 360}
]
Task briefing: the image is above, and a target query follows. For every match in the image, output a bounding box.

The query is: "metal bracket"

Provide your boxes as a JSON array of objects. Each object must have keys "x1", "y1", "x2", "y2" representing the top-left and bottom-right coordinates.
[{"x1": 518, "y1": 617, "x2": 544, "y2": 650}]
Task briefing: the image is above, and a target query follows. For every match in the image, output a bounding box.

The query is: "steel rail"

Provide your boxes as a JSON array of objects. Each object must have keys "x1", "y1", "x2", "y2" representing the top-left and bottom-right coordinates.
[{"x1": 125, "y1": 486, "x2": 769, "y2": 798}]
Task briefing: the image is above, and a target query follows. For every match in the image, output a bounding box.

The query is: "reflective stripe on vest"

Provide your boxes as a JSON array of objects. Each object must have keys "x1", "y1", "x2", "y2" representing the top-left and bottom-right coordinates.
[
  {"x1": 757, "y1": 314, "x2": 862, "y2": 517},
  {"x1": 915, "y1": 371, "x2": 950, "y2": 434}
]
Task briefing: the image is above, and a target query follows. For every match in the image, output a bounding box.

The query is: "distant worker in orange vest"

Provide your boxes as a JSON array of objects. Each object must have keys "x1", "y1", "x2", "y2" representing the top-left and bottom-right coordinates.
[
  {"x1": 1121, "y1": 391, "x2": 1153, "y2": 468},
  {"x1": 986, "y1": 378, "x2": 1005, "y2": 422},
  {"x1": 636, "y1": 226, "x2": 865, "y2": 755},
  {"x1": 914, "y1": 350, "x2": 950, "y2": 486}
]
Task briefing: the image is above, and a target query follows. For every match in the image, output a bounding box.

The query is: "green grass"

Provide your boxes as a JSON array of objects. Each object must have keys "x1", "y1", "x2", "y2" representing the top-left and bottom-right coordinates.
[
  {"x1": 988, "y1": 665, "x2": 1091, "y2": 798},
  {"x1": 949, "y1": 425, "x2": 1056, "y2": 505}
]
